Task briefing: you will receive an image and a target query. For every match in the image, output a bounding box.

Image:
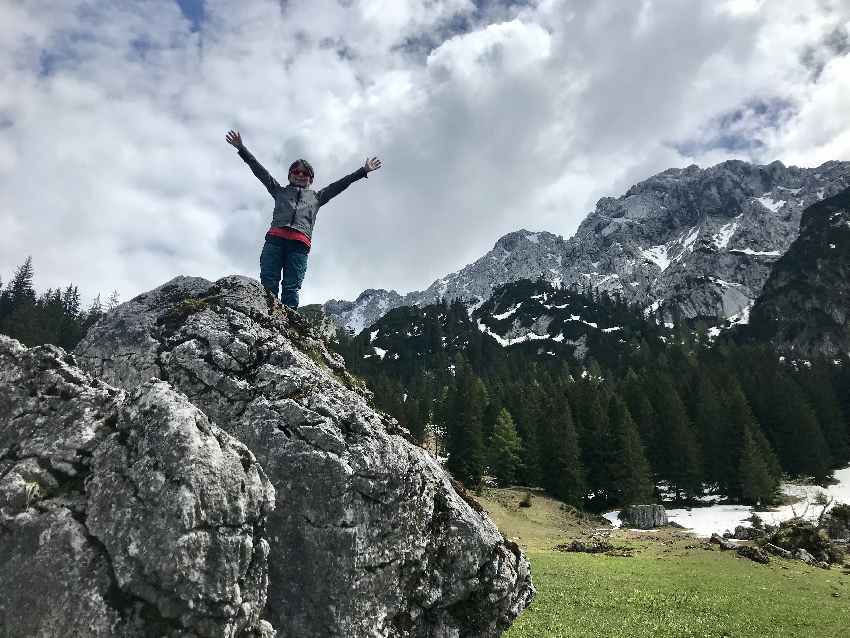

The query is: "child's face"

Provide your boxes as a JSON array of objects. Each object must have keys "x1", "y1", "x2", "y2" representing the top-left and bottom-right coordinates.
[{"x1": 289, "y1": 165, "x2": 313, "y2": 188}]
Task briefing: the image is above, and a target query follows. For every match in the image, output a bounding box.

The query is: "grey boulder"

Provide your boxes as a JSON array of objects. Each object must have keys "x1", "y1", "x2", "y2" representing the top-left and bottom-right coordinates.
[
  {"x1": 0, "y1": 336, "x2": 275, "y2": 637},
  {"x1": 75, "y1": 275, "x2": 534, "y2": 637},
  {"x1": 618, "y1": 504, "x2": 668, "y2": 529}
]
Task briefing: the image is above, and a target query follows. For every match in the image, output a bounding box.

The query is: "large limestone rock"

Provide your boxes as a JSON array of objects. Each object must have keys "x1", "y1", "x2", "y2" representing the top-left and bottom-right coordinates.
[
  {"x1": 75, "y1": 275, "x2": 534, "y2": 637},
  {"x1": 0, "y1": 336, "x2": 275, "y2": 637},
  {"x1": 618, "y1": 504, "x2": 668, "y2": 529}
]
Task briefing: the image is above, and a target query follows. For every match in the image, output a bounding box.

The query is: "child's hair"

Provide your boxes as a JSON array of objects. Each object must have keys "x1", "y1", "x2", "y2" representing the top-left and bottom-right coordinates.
[{"x1": 288, "y1": 158, "x2": 314, "y2": 179}]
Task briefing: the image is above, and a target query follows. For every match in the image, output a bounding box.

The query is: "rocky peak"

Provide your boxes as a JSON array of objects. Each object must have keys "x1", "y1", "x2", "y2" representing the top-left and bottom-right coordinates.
[
  {"x1": 324, "y1": 159, "x2": 850, "y2": 335},
  {"x1": 43, "y1": 274, "x2": 534, "y2": 636},
  {"x1": 746, "y1": 186, "x2": 850, "y2": 357}
]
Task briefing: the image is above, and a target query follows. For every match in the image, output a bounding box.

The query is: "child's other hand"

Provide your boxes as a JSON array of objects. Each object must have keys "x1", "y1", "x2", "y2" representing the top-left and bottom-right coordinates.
[
  {"x1": 226, "y1": 130, "x2": 244, "y2": 149},
  {"x1": 364, "y1": 156, "x2": 382, "y2": 173}
]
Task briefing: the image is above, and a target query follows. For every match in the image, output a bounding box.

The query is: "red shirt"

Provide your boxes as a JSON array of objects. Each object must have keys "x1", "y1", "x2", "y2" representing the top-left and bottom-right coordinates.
[{"x1": 267, "y1": 226, "x2": 311, "y2": 249}]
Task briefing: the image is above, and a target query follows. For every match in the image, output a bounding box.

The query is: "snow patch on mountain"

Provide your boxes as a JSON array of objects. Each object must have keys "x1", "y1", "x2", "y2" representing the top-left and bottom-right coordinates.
[
  {"x1": 756, "y1": 196, "x2": 786, "y2": 212},
  {"x1": 712, "y1": 215, "x2": 742, "y2": 249}
]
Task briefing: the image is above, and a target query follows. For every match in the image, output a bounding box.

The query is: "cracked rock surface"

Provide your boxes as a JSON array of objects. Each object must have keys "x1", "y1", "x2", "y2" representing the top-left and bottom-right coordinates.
[
  {"x1": 0, "y1": 336, "x2": 275, "y2": 637},
  {"x1": 75, "y1": 275, "x2": 535, "y2": 637}
]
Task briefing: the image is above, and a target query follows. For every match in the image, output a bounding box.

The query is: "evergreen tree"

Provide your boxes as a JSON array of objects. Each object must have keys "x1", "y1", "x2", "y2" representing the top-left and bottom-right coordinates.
[
  {"x1": 739, "y1": 425, "x2": 778, "y2": 505},
  {"x1": 489, "y1": 408, "x2": 523, "y2": 487},
  {"x1": 691, "y1": 375, "x2": 729, "y2": 489},
  {"x1": 649, "y1": 373, "x2": 702, "y2": 500},
  {"x1": 543, "y1": 393, "x2": 585, "y2": 506},
  {"x1": 798, "y1": 362, "x2": 850, "y2": 464},
  {"x1": 607, "y1": 396, "x2": 654, "y2": 506},
  {"x1": 722, "y1": 382, "x2": 782, "y2": 502},
  {"x1": 571, "y1": 380, "x2": 611, "y2": 508},
  {"x1": 1, "y1": 257, "x2": 37, "y2": 344},
  {"x1": 445, "y1": 356, "x2": 486, "y2": 487}
]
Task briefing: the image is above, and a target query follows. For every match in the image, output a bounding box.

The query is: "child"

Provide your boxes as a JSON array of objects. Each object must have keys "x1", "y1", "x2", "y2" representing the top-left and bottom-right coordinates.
[{"x1": 226, "y1": 129, "x2": 381, "y2": 308}]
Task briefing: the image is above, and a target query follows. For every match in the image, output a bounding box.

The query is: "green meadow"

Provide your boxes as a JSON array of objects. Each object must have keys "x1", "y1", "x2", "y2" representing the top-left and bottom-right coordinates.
[{"x1": 477, "y1": 489, "x2": 850, "y2": 638}]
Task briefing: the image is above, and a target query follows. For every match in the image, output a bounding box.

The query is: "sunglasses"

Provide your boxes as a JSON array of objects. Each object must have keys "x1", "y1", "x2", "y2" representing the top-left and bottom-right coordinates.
[{"x1": 290, "y1": 167, "x2": 312, "y2": 178}]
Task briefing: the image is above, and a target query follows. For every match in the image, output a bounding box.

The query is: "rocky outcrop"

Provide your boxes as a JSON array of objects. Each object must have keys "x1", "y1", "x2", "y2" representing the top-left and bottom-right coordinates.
[
  {"x1": 74, "y1": 275, "x2": 534, "y2": 637},
  {"x1": 0, "y1": 336, "x2": 275, "y2": 637},
  {"x1": 736, "y1": 545, "x2": 769, "y2": 564},
  {"x1": 763, "y1": 543, "x2": 793, "y2": 559},
  {"x1": 747, "y1": 187, "x2": 850, "y2": 357},
  {"x1": 325, "y1": 160, "x2": 850, "y2": 334},
  {"x1": 709, "y1": 533, "x2": 738, "y2": 550},
  {"x1": 618, "y1": 504, "x2": 668, "y2": 529},
  {"x1": 733, "y1": 525, "x2": 766, "y2": 540}
]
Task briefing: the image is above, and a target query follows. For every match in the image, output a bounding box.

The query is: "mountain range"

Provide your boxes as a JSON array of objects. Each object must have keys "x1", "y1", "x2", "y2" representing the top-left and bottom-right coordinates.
[{"x1": 323, "y1": 159, "x2": 850, "y2": 335}]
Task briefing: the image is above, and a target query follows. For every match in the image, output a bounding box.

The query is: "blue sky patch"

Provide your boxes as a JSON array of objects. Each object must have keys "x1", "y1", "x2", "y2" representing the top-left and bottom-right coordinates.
[{"x1": 175, "y1": 0, "x2": 205, "y2": 32}]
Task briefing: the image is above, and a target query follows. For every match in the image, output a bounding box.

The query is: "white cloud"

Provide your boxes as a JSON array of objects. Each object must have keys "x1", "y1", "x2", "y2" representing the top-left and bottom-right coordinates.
[{"x1": 1, "y1": 0, "x2": 849, "y2": 308}]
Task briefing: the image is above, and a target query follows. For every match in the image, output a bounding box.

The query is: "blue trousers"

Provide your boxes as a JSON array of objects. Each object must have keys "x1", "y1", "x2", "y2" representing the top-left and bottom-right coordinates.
[{"x1": 260, "y1": 237, "x2": 309, "y2": 308}]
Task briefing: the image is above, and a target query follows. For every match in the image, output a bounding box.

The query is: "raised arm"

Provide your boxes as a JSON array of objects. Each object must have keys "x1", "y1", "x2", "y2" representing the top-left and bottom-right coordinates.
[
  {"x1": 226, "y1": 129, "x2": 281, "y2": 197},
  {"x1": 317, "y1": 156, "x2": 382, "y2": 207}
]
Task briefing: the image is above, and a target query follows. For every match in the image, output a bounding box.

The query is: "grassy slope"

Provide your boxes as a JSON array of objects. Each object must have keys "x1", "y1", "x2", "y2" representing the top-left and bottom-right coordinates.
[{"x1": 477, "y1": 488, "x2": 850, "y2": 638}]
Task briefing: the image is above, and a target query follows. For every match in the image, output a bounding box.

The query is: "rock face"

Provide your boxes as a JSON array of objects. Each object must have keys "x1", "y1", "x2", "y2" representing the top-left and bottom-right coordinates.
[
  {"x1": 0, "y1": 336, "x2": 275, "y2": 637},
  {"x1": 325, "y1": 160, "x2": 850, "y2": 333},
  {"x1": 747, "y1": 187, "x2": 850, "y2": 357},
  {"x1": 618, "y1": 504, "x2": 668, "y2": 529},
  {"x1": 74, "y1": 275, "x2": 534, "y2": 637}
]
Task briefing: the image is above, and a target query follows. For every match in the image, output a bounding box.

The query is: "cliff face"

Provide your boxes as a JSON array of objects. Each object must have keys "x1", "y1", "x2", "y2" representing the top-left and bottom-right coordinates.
[
  {"x1": 747, "y1": 187, "x2": 850, "y2": 357},
  {"x1": 0, "y1": 337, "x2": 276, "y2": 637},
  {"x1": 69, "y1": 275, "x2": 534, "y2": 637}
]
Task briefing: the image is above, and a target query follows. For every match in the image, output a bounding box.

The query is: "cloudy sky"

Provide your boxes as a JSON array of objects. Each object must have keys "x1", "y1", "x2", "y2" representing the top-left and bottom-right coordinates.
[{"x1": 2, "y1": 0, "x2": 849, "y2": 306}]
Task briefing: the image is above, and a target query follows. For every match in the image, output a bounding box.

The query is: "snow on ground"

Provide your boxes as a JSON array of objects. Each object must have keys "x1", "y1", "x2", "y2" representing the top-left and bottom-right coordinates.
[
  {"x1": 730, "y1": 247, "x2": 782, "y2": 257},
  {"x1": 605, "y1": 466, "x2": 850, "y2": 537},
  {"x1": 569, "y1": 315, "x2": 598, "y2": 329},
  {"x1": 728, "y1": 301, "x2": 754, "y2": 326},
  {"x1": 712, "y1": 216, "x2": 742, "y2": 250},
  {"x1": 476, "y1": 319, "x2": 556, "y2": 346},
  {"x1": 493, "y1": 303, "x2": 522, "y2": 320},
  {"x1": 373, "y1": 346, "x2": 387, "y2": 359},
  {"x1": 369, "y1": 329, "x2": 379, "y2": 343},
  {"x1": 526, "y1": 232, "x2": 541, "y2": 244},
  {"x1": 755, "y1": 196, "x2": 786, "y2": 212},
  {"x1": 709, "y1": 276, "x2": 743, "y2": 288}
]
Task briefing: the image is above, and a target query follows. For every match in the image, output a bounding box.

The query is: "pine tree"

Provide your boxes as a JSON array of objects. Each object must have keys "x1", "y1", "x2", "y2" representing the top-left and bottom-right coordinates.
[
  {"x1": 739, "y1": 425, "x2": 778, "y2": 505},
  {"x1": 489, "y1": 408, "x2": 523, "y2": 487},
  {"x1": 607, "y1": 396, "x2": 654, "y2": 506},
  {"x1": 572, "y1": 380, "x2": 611, "y2": 508},
  {"x1": 2, "y1": 257, "x2": 38, "y2": 345},
  {"x1": 650, "y1": 373, "x2": 702, "y2": 500},
  {"x1": 543, "y1": 394, "x2": 585, "y2": 505},
  {"x1": 445, "y1": 356, "x2": 486, "y2": 487},
  {"x1": 692, "y1": 375, "x2": 728, "y2": 489}
]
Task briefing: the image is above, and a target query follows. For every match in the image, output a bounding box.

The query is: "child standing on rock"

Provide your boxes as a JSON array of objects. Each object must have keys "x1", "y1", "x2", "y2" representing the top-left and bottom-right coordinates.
[{"x1": 226, "y1": 129, "x2": 381, "y2": 309}]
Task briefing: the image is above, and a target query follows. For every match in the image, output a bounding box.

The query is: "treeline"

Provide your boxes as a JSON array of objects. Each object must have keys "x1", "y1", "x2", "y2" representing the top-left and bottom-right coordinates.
[
  {"x1": 0, "y1": 257, "x2": 117, "y2": 350},
  {"x1": 337, "y1": 296, "x2": 850, "y2": 512}
]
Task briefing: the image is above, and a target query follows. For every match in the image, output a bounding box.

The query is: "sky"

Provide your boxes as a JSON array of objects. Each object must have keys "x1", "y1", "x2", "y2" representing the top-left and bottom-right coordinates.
[{"x1": 2, "y1": 0, "x2": 850, "y2": 307}]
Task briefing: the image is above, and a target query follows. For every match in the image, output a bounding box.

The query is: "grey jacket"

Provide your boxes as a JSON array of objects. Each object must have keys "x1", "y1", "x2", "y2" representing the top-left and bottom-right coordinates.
[{"x1": 237, "y1": 147, "x2": 367, "y2": 240}]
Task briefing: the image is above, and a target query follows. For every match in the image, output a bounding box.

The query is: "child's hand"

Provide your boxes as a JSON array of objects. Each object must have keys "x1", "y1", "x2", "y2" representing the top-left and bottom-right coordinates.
[
  {"x1": 226, "y1": 130, "x2": 244, "y2": 149},
  {"x1": 364, "y1": 156, "x2": 382, "y2": 173}
]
